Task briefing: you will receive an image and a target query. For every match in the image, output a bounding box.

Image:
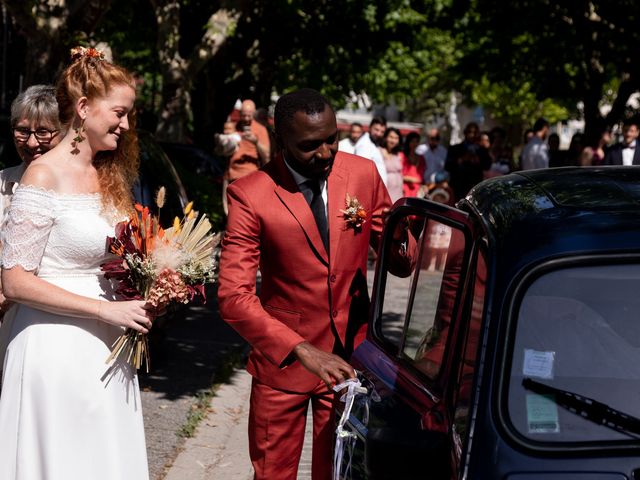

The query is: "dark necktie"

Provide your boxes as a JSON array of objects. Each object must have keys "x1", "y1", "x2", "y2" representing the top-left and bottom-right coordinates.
[{"x1": 301, "y1": 180, "x2": 328, "y2": 250}]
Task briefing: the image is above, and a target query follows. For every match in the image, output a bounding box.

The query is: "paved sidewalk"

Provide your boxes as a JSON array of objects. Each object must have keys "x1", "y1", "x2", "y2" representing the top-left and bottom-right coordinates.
[
  {"x1": 140, "y1": 289, "x2": 248, "y2": 480},
  {"x1": 163, "y1": 368, "x2": 314, "y2": 480}
]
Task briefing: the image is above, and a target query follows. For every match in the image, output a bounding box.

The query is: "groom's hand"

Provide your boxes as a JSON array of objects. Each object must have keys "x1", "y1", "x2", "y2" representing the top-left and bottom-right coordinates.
[{"x1": 293, "y1": 341, "x2": 356, "y2": 389}]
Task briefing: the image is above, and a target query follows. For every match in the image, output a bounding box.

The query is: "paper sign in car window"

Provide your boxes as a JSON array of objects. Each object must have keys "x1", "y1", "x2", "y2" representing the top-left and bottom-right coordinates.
[
  {"x1": 523, "y1": 349, "x2": 555, "y2": 380},
  {"x1": 526, "y1": 393, "x2": 560, "y2": 434}
]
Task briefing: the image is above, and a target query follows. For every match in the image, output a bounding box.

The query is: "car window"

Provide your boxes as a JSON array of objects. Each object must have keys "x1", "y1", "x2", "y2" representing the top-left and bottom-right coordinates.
[
  {"x1": 378, "y1": 213, "x2": 467, "y2": 380},
  {"x1": 453, "y1": 248, "x2": 486, "y2": 465},
  {"x1": 506, "y1": 263, "x2": 640, "y2": 445}
]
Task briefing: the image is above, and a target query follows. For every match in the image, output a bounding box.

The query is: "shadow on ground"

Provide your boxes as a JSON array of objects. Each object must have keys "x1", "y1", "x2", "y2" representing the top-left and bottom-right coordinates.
[
  {"x1": 139, "y1": 284, "x2": 249, "y2": 479},
  {"x1": 139, "y1": 286, "x2": 247, "y2": 400}
]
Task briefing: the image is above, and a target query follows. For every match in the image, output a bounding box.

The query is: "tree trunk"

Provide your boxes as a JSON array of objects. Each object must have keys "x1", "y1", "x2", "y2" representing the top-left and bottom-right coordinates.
[
  {"x1": 151, "y1": 0, "x2": 240, "y2": 142},
  {"x1": 2, "y1": 0, "x2": 112, "y2": 85}
]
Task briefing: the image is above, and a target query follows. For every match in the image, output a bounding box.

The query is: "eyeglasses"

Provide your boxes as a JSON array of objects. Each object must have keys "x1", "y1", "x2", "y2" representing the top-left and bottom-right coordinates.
[{"x1": 13, "y1": 127, "x2": 59, "y2": 144}]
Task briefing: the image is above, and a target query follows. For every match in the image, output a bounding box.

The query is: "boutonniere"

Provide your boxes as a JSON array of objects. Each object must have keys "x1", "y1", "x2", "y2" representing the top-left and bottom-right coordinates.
[{"x1": 340, "y1": 194, "x2": 367, "y2": 231}]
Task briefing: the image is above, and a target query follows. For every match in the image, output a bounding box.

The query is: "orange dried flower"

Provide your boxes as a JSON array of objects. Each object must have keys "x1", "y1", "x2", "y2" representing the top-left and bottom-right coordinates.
[{"x1": 340, "y1": 194, "x2": 367, "y2": 231}]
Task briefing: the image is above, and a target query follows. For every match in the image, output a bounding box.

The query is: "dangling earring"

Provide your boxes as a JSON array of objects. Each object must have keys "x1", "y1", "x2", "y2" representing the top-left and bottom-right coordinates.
[{"x1": 73, "y1": 117, "x2": 85, "y2": 145}]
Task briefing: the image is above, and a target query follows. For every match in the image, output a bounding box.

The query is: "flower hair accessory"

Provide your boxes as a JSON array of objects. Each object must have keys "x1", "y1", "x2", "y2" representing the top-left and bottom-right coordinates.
[
  {"x1": 70, "y1": 46, "x2": 105, "y2": 62},
  {"x1": 340, "y1": 194, "x2": 367, "y2": 231}
]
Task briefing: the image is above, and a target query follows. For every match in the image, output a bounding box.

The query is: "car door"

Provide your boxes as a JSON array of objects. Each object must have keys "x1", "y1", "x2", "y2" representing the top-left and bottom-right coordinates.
[{"x1": 335, "y1": 198, "x2": 483, "y2": 480}]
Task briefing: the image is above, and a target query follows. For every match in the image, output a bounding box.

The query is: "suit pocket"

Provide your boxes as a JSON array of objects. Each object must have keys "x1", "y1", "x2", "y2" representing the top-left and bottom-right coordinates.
[{"x1": 264, "y1": 304, "x2": 301, "y2": 332}]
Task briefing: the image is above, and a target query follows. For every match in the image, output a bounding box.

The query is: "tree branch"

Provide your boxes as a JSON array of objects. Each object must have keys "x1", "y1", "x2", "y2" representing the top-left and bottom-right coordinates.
[
  {"x1": 605, "y1": 75, "x2": 640, "y2": 127},
  {"x1": 2, "y1": 1, "x2": 39, "y2": 34},
  {"x1": 185, "y1": 8, "x2": 241, "y2": 81},
  {"x1": 151, "y1": 0, "x2": 184, "y2": 83}
]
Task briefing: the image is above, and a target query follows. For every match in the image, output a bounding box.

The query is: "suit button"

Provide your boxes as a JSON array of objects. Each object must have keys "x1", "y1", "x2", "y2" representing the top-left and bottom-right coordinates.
[
  {"x1": 330, "y1": 274, "x2": 336, "y2": 283},
  {"x1": 332, "y1": 310, "x2": 338, "y2": 317}
]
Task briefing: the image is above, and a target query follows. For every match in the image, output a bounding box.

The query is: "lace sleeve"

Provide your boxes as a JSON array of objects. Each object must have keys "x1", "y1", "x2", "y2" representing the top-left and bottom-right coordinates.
[{"x1": 1, "y1": 186, "x2": 57, "y2": 272}]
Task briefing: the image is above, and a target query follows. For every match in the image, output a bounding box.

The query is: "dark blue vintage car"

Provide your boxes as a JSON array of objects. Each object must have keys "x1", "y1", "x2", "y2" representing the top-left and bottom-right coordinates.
[{"x1": 337, "y1": 167, "x2": 640, "y2": 480}]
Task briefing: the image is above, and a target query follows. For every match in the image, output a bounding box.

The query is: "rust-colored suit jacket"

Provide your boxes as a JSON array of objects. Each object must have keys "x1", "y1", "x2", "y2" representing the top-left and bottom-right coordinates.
[{"x1": 217, "y1": 151, "x2": 391, "y2": 392}]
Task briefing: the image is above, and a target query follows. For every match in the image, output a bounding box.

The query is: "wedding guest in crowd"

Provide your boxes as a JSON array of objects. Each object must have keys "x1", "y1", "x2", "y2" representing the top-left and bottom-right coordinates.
[
  {"x1": 425, "y1": 171, "x2": 455, "y2": 206},
  {"x1": 547, "y1": 132, "x2": 566, "y2": 167},
  {"x1": 338, "y1": 122, "x2": 363, "y2": 154},
  {"x1": 402, "y1": 131, "x2": 425, "y2": 197},
  {"x1": 483, "y1": 127, "x2": 511, "y2": 178},
  {"x1": 354, "y1": 116, "x2": 387, "y2": 184},
  {"x1": 0, "y1": 84, "x2": 63, "y2": 387},
  {"x1": 518, "y1": 128, "x2": 534, "y2": 168},
  {"x1": 221, "y1": 100, "x2": 271, "y2": 217},
  {"x1": 521, "y1": 118, "x2": 550, "y2": 170},
  {"x1": 0, "y1": 47, "x2": 153, "y2": 479},
  {"x1": 379, "y1": 127, "x2": 404, "y2": 202},
  {"x1": 583, "y1": 127, "x2": 611, "y2": 166},
  {"x1": 215, "y1": 120, "x2": 242, "y2": 215},
  {"x1": 416, "y1": 127, "x2": 447, "y2": 182},
  {"x1": 254, "y1": 106, "x2": 276, "y2": 162},
  {"x1": 479, "y1": 131, "x2": 491, "y2": 150},
  {"x1": 226, "y1": 99, "x2": 271, "y2": 181},
  {"x1": 604, "y1": 119, "x2": 639, "y2": 165},
  {"x1": 445, "y1": 122, "x2": 491, "y2": 200},
  {"x1": 566, "y1": 132, "x2": 586, "y2": 166}
]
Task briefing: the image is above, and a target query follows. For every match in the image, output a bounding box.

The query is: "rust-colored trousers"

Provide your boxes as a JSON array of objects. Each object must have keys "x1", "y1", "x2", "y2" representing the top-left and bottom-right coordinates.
[{"x1": 249, "y1": 378, "x2": 334, "y2": 480}]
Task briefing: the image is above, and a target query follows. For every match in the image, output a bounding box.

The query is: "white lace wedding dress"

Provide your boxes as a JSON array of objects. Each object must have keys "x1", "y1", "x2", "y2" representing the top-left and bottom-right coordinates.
[{"x1": 0, "y1": 186, "x2": 149, "y2": 480}]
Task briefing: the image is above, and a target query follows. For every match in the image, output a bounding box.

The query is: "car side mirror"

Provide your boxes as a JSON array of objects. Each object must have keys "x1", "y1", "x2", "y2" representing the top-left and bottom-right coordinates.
[{"x1": 366, "y1": 426, "x2": 450, "y2": 479}]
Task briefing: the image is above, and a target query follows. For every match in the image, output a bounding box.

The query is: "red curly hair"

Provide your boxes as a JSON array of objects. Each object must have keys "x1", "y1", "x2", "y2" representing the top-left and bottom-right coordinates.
[{"x1": 56, "y1": 50, "x2": 139, "y2": 215}]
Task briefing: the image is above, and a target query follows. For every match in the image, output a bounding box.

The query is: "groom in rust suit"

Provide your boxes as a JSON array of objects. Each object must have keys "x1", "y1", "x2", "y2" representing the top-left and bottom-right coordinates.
[{"x1": 218, "y1": 89, "x2": 393, "y2": 479}]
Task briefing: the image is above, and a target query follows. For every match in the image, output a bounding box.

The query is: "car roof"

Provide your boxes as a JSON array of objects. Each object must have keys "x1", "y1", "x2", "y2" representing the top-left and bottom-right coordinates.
[{"x1": 461, "y1": 167, "x2": 640, "y2": 265}]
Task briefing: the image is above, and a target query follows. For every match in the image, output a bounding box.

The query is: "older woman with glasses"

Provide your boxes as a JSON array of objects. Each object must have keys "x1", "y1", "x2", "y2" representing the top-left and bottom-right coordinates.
[{"x1": 1, "y1": 85, "x2": 62, "y2": 220}]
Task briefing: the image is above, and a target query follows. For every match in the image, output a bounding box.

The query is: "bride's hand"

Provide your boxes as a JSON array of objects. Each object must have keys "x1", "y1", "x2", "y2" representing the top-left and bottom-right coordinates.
[
  {"x1": 97, "y1": 300, "x2": 153, "y2": 333},
  {"x1": 144, "y1": 302, "x2": 168, "y2": 319}
]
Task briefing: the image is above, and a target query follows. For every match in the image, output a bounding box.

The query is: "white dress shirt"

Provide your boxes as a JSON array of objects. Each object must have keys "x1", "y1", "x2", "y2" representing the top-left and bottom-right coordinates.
[
  {"x1": 622, "y1": 140, "x2": 637, "y2": 166},
  {"x1": 338, "y1": 137, "x2": 356, "y2": 154},
  {"x1": 353, "y1": 133, "x2": 388, "y2": 185}
]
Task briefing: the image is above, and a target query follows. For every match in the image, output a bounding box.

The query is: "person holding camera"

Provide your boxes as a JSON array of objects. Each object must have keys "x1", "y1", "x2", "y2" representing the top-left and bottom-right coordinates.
[{"x1": 225, "y1": 99, "x2": 271, "y2": 182}]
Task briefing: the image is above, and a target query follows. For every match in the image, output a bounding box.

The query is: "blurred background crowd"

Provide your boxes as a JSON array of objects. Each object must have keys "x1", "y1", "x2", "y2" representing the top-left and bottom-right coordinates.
[{"x1": 0, "y1": 1, "x2": 639, "y2": 226}]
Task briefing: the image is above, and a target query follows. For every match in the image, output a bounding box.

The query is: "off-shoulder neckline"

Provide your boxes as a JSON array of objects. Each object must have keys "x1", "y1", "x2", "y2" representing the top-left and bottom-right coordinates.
[{"x1": 16, "y1": 184, "x2": 101, "y2": 199}]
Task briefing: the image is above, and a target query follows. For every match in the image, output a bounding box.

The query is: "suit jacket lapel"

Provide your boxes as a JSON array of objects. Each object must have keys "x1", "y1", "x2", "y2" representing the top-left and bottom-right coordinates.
[
  {"x1": 327, "y1": 159, "x2": 349, "y2": 267},
  {"x1": 633, "y1": 147, "x2": 640, "y2": 165},
  {"x1": 271, "y1": 156, "x2": 329, "y2": 265}
]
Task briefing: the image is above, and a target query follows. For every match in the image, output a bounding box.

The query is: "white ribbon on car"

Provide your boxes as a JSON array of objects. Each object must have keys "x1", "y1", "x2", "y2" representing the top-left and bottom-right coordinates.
[{"x1": 333, "y1": 377, "x2": 367, "y2": 480}]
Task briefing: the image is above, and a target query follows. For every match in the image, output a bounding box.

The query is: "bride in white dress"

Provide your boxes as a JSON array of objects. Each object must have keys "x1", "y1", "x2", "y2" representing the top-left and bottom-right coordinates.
[{"x1": 0, "y1": 48, "x2": 153, "y2": 480}]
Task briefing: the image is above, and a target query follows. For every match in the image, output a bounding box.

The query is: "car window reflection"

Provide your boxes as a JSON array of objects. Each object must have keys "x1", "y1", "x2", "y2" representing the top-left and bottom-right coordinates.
[{"x1": 378, "y1": 213, "x2": 467, "y2": 381}]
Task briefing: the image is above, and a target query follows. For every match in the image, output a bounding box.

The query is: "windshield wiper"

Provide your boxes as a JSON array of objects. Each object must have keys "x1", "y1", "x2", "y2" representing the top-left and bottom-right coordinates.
[{"x1": 522, "y1": 377, "x2": 640, "y2": 438}]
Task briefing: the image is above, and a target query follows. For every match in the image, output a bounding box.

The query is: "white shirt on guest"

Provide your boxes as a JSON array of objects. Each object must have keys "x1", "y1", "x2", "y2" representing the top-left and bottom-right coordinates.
[
  {"x1": 338, "y1": 137, "x2": 356, "y2": 154},
  {"x1": 521, "y1": 136, "x2": 549, "y2": 170},
  {"x1": 622, "y1": 140, "x2": 637, "y2": 166},
  {"x1": 353, "y1": 132, "x2": 388, "y2": 185}
]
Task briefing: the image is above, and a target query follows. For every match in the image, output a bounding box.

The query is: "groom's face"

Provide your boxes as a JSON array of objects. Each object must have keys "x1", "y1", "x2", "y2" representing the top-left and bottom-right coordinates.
[{"x1": 281, "y1": 105, "x2": 338, "y2": 180}]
